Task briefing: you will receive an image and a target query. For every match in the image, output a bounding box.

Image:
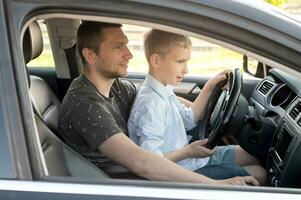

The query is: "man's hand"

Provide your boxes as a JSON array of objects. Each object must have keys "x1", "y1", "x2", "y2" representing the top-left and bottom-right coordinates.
[
  {"x1": 216, "y1": 176, "x2": 259, "y2": 186},
  {"x1": 185, "y1": 139, "x2": 216, "y2": 158}
]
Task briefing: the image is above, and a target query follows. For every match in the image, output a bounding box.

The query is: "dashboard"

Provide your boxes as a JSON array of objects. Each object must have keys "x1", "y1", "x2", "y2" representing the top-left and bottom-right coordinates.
[{"x1": 243, "y1": 69, "x2": 301, "y2": 188}]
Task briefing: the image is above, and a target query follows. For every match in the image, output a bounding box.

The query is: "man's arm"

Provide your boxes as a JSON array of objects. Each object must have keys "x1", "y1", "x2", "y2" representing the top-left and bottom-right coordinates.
[{"x1": 99, "y1": 133, "x2": 259, "y2": 186}]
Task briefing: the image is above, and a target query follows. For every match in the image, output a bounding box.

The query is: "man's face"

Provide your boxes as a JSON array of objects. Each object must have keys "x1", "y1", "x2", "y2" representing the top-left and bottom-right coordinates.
[
  {"x1": 94, "y1": 27, "x2": 133, "y2": 79},
  {"x1": 157, "y1": 46, "x2": 190, "y2": 86}
]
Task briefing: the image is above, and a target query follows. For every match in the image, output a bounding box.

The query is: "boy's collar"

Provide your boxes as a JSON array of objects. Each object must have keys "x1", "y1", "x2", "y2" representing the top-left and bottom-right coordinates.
[{"x1": 145, "y1": 74, "x2": 174, "y2": 99}]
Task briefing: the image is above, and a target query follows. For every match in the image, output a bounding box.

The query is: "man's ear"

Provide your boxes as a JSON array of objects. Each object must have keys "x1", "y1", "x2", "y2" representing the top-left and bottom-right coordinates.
[
  {"x1": 149, "y1": 53, "x2": 161, "y2": 69},
  {"x1": 82, "y1": 48, "x2": 96, "y2": 65}
]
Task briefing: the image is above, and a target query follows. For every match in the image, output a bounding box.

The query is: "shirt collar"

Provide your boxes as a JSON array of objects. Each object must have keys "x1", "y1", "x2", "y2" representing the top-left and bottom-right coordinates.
[{"x1": 145, "y1": 74, "x2": 175, "y2": 99}]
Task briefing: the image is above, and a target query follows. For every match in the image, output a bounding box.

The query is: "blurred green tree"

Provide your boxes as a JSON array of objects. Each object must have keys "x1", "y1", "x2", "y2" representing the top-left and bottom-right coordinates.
[{"x1": 265, "y1": 0, "x2": 291, "y2": 7}]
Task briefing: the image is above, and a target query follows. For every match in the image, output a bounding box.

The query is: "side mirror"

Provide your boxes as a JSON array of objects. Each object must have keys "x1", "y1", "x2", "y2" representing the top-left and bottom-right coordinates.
[{"x1": 243, "y1": 55, "x2": 270, "y2": 78}]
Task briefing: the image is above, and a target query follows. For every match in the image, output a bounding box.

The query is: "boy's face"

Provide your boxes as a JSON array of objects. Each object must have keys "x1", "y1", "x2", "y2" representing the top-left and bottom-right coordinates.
[
  {"x1": 157, "y1": 46, "x2": 190, "y2": 86},
  {"x1": 93, "y1": 27, "x2": 133, "y2": 79}
]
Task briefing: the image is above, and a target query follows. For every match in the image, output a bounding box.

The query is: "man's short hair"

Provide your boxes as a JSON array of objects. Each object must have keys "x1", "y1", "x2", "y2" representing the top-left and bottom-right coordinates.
[
  {"x1": 77, "y1": 21, "x2": 122, "y2": 65},
  {"x1": 144, "y1": 29, "x2": 191, "y2": 63}
]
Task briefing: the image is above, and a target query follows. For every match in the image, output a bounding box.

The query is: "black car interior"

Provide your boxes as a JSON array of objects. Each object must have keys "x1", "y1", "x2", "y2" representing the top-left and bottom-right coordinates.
[
  {"x1": 246, "y1": 70, "x2": 301, "y2": 188},
  {"x1": 23, "y1": 20, "x2": 301, "y2": 188}
]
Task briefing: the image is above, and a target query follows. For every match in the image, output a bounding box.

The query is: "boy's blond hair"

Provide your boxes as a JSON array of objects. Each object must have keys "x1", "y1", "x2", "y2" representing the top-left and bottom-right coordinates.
[{"x1": 144, "y1": 29, "x2": 191, "y2": 63}]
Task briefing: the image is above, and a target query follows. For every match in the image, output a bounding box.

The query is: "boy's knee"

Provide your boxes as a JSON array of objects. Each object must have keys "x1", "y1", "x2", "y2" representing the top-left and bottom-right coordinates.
[{"x1": 234, "y1": 145, "x2": 261, "y2": 165}]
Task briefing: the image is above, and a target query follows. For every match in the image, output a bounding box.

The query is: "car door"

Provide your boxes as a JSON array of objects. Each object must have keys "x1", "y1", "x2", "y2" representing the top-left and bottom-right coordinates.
[
  {"x1": 126, "y1": 73, "x2": 260, "y2": 103},
  {"x1": 2, "y1": 0, "x2": 301, "y2": 199}
]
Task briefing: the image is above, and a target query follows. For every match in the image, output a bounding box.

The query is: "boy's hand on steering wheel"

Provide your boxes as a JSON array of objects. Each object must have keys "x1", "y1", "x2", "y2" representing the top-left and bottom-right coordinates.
[
  {"x1": 185, "y1": 139, "x2": 217, "y2": 158},
  {"x1": 204, "y1": 70, "x2": 229, "y2": 91}
]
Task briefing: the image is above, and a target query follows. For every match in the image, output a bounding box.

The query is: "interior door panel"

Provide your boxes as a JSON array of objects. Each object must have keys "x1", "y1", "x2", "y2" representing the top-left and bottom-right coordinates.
[
  {"x1": 126, "y1": 73, "x2": 261, "y2": 102},
  {"x1": 27, "y1": 69, "x2": 260, "y2": 103}
]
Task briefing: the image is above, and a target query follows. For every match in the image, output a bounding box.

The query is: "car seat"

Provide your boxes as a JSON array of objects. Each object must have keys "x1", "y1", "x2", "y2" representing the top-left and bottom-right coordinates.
[{"x1": 23, "y1": 21, "x2": 108, "y2": 178}]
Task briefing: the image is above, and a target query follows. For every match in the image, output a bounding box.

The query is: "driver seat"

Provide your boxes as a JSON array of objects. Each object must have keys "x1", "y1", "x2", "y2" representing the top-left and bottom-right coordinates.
[
  {"x1": 24, "y1": 21, "x2": 108, "y2": 178},
  {"x1": 23, "y1": 20, "x2": 60, "y2": 134}
]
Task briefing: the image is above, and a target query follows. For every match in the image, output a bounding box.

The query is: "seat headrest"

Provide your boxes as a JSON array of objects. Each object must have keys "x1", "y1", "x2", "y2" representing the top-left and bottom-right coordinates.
[{"x1": 23, "y1": 21, "x2": 43, "y2": 64}]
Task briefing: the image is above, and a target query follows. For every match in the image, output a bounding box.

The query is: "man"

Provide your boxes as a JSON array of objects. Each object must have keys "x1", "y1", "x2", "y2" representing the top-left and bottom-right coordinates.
[{"x1": 58, "y1": 21, "x2": 259, "y2": 185}]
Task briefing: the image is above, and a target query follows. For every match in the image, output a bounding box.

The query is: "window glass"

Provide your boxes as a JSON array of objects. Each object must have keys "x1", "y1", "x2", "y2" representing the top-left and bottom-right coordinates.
[
  {"x1": 124, "y1": 24, "x2": 257, "y2": 78},
  {"x1": 124, "y1": 25, "x2": 149, "y2": 73},
  {"x1": 27, "y1": 20, "x2": 55, "y2": 68},
  {"x1": 247, "y1": 56, "x2": 261, "y2": 75}
]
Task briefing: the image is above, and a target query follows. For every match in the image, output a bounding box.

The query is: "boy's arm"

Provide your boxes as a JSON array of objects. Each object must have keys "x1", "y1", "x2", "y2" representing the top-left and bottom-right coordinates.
[
  {"x1": 164, "y1": 146, "x2": 190, "y2": 162},
  {"x1": 191, "y1": 73, "x2": 226, "y2": 122},
  {"x1": 178, "y1": 73, "x2": 226, "y2": 123},
  {"x1": 129, "y1": 98, "x2": 168, "y2": 155},
  {"x1": 164, "y1": 139, "x2": 216, "y2": 162},
  {"x1": 131, "y1": 98, "x2": 210, "y2": 163},
  {"x1": 177, "y1": 96, "x2": 193, "y2": 107},
  {"x1": 190, "y1": 85, "x2": 213, "y2": 123}
]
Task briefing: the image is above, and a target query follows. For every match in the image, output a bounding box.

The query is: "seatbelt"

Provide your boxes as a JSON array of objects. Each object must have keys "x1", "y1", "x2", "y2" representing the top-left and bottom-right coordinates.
[{"x1": 64, "y1": 44, "x2": 79, "y2": 79}]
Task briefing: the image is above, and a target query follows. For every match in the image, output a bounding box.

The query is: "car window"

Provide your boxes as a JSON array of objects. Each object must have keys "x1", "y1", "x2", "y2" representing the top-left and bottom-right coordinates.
[
  {"x1": 27, "y1": 20, "x2": 55, "y2": 68},
  {"x1": 125, "y1": 24, "x2": 259, "y2": 78},
  {"x1": 14, "y1": 5, "x2": 301, "y2": 198}
]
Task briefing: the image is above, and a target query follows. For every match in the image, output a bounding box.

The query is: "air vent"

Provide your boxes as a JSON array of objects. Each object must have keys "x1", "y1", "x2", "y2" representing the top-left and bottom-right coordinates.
[
  {"x1": 289, "y1": 101, "x2": 301, "y2": 120},
  {"x1": 297, "y1": 118, "x2": 301, "y2": 128},
  {"x1": 258, "y1": 81, "x2": 274, "y2": 95}
]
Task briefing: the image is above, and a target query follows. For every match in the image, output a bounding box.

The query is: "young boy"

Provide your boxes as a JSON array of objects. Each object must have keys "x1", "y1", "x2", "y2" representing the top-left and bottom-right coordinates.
[{"x1": 128, "y1": 30, "x2": 265, "y2": 182}]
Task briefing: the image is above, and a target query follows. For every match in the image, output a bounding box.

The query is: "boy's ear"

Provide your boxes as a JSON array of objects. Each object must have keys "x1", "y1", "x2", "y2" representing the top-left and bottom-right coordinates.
[
  {"x1": 82, "y1": 48, "x2": 97, "y2": 65},
  {"x1": 149, "y1": 53, "x2": 161, "y2": 69}
]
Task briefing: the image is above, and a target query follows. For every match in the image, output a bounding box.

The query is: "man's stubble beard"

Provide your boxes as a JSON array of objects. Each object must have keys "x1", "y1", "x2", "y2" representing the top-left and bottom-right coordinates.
[{"x1": 95, "y1": 64, "x2": 126, "y2": 79}]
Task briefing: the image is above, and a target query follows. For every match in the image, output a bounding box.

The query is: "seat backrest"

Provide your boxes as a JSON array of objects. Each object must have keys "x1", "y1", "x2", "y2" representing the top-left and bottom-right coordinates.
[
  {"x1": 23, "y1": 22, "x2": 108, "y2": 178},
  {"x1": 35, "y1": 114, "x2": 109, "y2": 178},
  {"x1": 23, "y1": 21, "x2": 43, "y2": 64},
  {"x1": 23, "y1": 21, "x2": 61, "y2": 133},
  {"x1": 30, "y1": 75, "x2": 60, "y2": 133}
]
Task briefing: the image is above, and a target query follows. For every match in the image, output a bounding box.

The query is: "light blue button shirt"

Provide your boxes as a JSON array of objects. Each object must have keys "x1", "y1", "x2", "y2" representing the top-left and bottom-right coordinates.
[{"x1": 128, "y1": 75, "x2": 209, "y2": 171}]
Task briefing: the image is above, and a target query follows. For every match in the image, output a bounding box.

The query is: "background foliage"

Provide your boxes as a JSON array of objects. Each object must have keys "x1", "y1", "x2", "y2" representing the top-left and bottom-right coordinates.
[{"x1": 265, "y1": 0, "x2": 300, "y2": 7}]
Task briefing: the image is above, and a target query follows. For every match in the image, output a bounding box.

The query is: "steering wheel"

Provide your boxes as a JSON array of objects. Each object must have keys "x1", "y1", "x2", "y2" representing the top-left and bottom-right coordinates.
[{"x1": 200, "y1": 68, "x2": 242, "y2": 149}]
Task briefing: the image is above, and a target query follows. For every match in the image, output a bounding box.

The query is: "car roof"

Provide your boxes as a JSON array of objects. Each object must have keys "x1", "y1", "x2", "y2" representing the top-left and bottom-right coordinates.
[
  {"x1": 136, "y1": 0, "x2": 301, "y2": 40},
  {"x1": 23, "y1": 0, "x2": 301, "y2": 75},
  {"x1": 200, "y1": 0, "x2": 301, "y2": 38}
]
